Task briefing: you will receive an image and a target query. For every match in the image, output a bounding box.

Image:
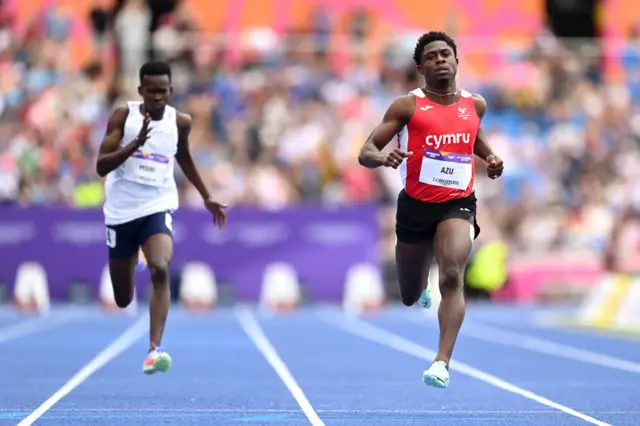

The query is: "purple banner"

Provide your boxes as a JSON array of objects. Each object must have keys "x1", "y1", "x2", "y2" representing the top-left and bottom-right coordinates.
[{"x1": 0, "y1": 205, "x2": 380, "y2": 302}]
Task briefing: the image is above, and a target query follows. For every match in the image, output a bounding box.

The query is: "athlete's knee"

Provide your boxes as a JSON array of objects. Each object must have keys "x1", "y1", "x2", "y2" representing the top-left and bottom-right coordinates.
[
  {"x1": 114, "y1": 289, "x2": 134, "y2": 308},
  {"x1": 108, "y1": 261, "x2": 135, "y2": 308},
  {"x1": 397, "y1": 277, "x2": 423, "y2": 306},
  {"x1": 439, "y1": 265, "x2": 464, "y2": 294},
  {"x1": 400, "y1": 289, "x2": 419, "y2": 307},
  {"x1": 148, "y1": 260, "x2": 170, "y2": 286}
]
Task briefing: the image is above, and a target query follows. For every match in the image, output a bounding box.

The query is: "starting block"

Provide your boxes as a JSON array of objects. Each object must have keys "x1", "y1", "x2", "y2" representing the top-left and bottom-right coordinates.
[
  {"x1": 180, "y1": 262, "x2": 218, "y2": 312},
  {"x1": 13, "y1": 262, "x2": 50, "y2": 315},
  {"x1": 343, "y1": 263, "x2": 385, "y2": 315},
  {"x1": 259, "y1": 262, "x2": 301, "y2": 314}
]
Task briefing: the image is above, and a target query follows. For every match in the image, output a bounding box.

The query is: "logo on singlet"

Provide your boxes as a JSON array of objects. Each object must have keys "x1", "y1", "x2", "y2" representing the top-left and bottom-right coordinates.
[
  {"x1": 132, "y1": 150, "x2": 170, "y2": 164},
  {"x1": 458, "y1": 107, "x2": 471, "y2": 120},
  {"x1": 425, "y1": 133, "x2": 471, "y2": 150}
]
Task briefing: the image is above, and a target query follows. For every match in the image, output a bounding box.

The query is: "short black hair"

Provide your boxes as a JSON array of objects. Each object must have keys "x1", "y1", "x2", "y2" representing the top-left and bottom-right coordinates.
[
  {"x1": 413, "y1": 31, "x2": 458, "y2": 65},
  {"x1": 139, "y1": 61, "x2": 172, "y2": 83}
]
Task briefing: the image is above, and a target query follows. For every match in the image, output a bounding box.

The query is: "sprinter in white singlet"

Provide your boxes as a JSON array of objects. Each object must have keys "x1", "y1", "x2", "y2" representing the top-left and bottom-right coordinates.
[{"x1": 96, "y1": 61, "x2": 228, "y2": 375}]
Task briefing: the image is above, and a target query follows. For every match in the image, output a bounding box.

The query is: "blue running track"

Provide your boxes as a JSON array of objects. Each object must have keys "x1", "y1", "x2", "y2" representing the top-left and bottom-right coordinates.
[{"x1": 0, "y1": 304, "x2": 638, "y2": 425}]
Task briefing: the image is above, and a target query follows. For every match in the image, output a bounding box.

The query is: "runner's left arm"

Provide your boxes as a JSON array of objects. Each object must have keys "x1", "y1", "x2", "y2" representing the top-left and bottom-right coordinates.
[
  {"x1": 175, "y1": 112, "x2": 228, "y2": 228},
  {"x1": 472, "y1": 94, "x2": 504, "y2": 179},
  {"x1": 175, "y1": 112, "x2": 211, "y2": 200}
]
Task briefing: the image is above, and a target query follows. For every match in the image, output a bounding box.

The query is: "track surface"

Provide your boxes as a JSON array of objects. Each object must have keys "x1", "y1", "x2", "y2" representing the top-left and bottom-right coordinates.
[{"x1": 0, "y1": 304, "x2": 637, "y2": 425}]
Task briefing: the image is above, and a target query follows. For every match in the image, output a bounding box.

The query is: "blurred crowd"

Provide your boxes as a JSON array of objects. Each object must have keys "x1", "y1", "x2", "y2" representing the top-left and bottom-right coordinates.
[{"x1": 1, "y1": 1, "x2": 640, "y2": 266}]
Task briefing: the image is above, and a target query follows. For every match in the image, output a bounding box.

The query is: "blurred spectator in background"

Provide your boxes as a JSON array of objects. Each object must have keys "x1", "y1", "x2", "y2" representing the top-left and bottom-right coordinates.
[
  {"x1": 1, "y1": 2, "x2": 640, "y2": 276},
  {"x1": 113, "y1": 0, "x2": 152, "y2": 88}
]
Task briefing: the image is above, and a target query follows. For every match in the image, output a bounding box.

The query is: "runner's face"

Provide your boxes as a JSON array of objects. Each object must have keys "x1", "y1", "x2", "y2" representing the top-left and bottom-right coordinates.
[
  {"x1": 139, "y1": 75, "x2": 172, "y2": 116},
  {"x1": 418, "y1": 40, "x2": 457, "y2": 82}
]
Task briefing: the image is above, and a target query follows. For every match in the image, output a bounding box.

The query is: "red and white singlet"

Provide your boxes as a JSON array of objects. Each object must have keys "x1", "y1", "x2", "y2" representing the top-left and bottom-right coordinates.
[{"x1": 396, "y1": 88, "x2": 480, "y2": 203}]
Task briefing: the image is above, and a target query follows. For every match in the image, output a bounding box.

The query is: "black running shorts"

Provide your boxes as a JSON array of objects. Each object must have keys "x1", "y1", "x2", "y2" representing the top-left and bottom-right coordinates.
[
  {"x1": 395, "y1": 190, "x2": 481, "y2": 244},
  {"x1": 105, "y1": 211, "x2": 173, "y2": 259}
]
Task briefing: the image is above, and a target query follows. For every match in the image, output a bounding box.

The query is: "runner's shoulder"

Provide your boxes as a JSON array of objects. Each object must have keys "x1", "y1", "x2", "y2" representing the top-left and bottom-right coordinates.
[
  {"x1": 470, "y1": 93, "x2": 487, "y2": 118},
  {"x1": 110, "y1": 105, "x2": 130, "y2": 121},
  {"x1": 387, "y1": 94, "x2": 416, "y2": 121},
  {"x1": 175, "y1": 110, "x2": 192, "y2": 129}
]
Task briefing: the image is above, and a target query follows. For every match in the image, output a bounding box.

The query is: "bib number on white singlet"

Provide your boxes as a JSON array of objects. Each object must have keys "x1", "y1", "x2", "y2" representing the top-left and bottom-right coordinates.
[
  {"x1": 419, "y1": 150, "x2": 472, "y2": 190},
  {"x1": 123, "y1": 154, "x2": 170, "y2": 187}
]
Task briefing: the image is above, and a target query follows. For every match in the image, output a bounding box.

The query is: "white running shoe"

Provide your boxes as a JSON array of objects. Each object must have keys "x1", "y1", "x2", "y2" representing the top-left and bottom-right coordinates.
[{"x1": 422, "y1": 360, "x2": 449, "y2": 388}]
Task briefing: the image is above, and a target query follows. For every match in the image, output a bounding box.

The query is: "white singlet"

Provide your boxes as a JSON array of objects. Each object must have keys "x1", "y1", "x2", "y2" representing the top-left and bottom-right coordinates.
[{"x1": 103, "y1": 101, "x2": 179, "y2": 225}]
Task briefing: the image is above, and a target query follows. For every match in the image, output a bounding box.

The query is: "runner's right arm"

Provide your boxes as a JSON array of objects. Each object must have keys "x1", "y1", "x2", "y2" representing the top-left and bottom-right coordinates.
[
  {"x1": 96, "y1": 107, "x2": 150, "y2": 177},
  {"x1": 358, "y1": 95, "x2": 414, "y2": 169}
]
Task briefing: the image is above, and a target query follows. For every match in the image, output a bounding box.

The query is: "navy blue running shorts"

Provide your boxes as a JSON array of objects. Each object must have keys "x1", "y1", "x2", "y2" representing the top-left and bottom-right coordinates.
[{"x1": 105, "y1": 211, "x2": 173, "y2": 259}]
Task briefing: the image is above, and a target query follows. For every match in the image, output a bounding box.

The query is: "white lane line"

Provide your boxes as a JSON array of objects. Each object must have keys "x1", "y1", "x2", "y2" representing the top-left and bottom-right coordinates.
[
  {"x1": 321, "y1": 313, "x2": 610, "y2": 426},
  {"x1": 413, "y1": 314, "x2": 640, "y2": 374},
  {"x1": 234, "y1": 306, "x2": 325, "y2": 426},
  {"x1": 17, "y1": 314, "x2": 148, "y2": 426},
  {"x1": 0, "y1": 313, "x2": 84, "y2": 345}
]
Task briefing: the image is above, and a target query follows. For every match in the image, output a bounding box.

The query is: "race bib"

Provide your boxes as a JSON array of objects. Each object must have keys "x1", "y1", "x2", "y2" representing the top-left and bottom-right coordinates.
[
  {"x1": 123, "y1": 150, "x2": 171, "y2": 186},
  {"x1": 419, "y1": 150, "x2": 472, "y2": 190}
]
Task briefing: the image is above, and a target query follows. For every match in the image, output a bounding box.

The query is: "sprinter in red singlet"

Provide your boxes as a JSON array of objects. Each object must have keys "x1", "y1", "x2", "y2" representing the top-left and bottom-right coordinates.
[{"x1": 358, "y1": 31, "x2": 504, "y2": 388}]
